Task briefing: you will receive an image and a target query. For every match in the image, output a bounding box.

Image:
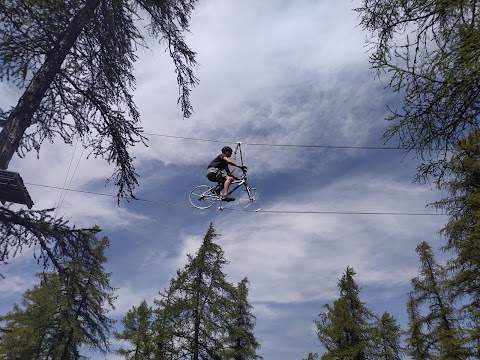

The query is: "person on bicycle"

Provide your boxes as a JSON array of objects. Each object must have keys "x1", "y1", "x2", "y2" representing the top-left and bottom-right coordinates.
[{"x1": 206, "y1": 146, "x2": 246, "y2": 201}]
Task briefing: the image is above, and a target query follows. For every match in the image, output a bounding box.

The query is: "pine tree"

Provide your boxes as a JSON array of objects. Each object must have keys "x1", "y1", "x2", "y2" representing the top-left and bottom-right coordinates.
[
  {"x1": 0, "y1": 232, "x2": 116, "y2": 359},
  {"x1": 371, "y1": 312, "x2": 404, "y2": 360},
  {"x1": 315, "y1": 267, "x2": 375, "y2": 360},
  {"x1": 406, "y1": 241, "x2": 467, "y2": 360},
  {"x1": 0, "y1": 274, "x2": 63, "y2": 359},
  {"x1": 152, "y1": 224, "x2": 261, "y2": 360},
  {"x1": 114, "y1": 300, "x2": 157, "y2": 359},
  {"x1": 432, "y1": 130, "x2": 480, "y2": 358},
  {"x1": 153, "y1": 223, "x2": 233, "y2": 360},
  {"x1": 151, "y1": 297, "x2": 181, "y2": 359},
  {"x1": 221, "y1": 278, "x2": 262, "y2": 360},
  {"x1": 406, "y1": 294, "x2": 429, "y2": 360}
]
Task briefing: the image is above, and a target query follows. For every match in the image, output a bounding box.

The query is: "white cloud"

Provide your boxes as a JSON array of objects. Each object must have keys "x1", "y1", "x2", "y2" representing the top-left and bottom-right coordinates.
[
  {"x1": 0, "y1": 274, "x2": 35, "y2": 299},
  {"x1": 112, "y1": 284, "x2": 157, "y2": 316}
]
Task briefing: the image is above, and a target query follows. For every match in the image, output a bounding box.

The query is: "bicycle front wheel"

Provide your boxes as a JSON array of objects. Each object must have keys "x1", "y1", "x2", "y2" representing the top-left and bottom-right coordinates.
[
  {"x1": 239, "y1": 187, "x2": 265, "y2": 212},
  {"x1": 189, "y1": 185, "x2": 216, "y2": 209}
]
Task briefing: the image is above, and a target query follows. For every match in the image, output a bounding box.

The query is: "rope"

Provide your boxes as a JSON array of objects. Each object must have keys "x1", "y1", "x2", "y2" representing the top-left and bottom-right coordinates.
[
  {"x1": 54, "y1": 139, "x2": 78, "y2": 219},
  {"x1": 231, "y1": 142, "x2": 242, "y2": 175}
]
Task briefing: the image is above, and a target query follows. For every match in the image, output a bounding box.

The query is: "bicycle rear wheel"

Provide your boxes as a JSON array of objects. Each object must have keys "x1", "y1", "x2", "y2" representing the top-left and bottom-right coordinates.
[
  {"x1": 190, "y1": 185, "x2": 216, "y2": 209},
  {"x1": 239, "y1": 187, "x2": 265, "y2": 212}
]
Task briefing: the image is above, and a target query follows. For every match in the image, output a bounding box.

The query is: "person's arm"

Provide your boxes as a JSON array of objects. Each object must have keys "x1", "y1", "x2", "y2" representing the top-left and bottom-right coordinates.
[
  {"x1": 222, "y1": 156, "x2": 241, "y2": 168},
  {"x1": 223, "y1": 156, "x2": 243, "y2": 179}
]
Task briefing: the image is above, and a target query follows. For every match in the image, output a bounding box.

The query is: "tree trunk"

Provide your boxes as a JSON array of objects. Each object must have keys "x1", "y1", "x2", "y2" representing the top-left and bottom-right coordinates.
[
  {"x1": 0, "y1": 0, "x2": 101, "y2": 169},
  {"x1": 193, "y1": 268, "x2": 203, "y2": 360}
]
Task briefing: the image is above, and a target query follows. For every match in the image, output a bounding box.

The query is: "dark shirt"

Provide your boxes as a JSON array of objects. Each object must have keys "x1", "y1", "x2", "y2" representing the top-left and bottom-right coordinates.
[{"x1": 208, "y1": 153, "x2": 229, "y2": 172}]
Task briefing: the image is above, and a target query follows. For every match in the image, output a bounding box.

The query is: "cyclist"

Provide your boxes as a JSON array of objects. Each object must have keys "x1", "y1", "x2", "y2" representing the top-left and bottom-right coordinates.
[{"x1": 206, "y1": 146, "x2": 246, "y2": 201}]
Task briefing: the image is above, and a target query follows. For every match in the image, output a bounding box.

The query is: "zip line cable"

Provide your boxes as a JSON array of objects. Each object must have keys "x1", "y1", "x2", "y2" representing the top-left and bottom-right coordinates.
[
  {"x1": 26, "y1": 182, "x2": 446, "y2": 216},
  {"x1": 142, "y1": 132, "x2": 406, "y2": 150},
  {"x1": 222, "y1": 208, "x2": 444, "y2": 216},
  {"x1": 27, "y1": 183, "x2": 190, "y2": 207}
]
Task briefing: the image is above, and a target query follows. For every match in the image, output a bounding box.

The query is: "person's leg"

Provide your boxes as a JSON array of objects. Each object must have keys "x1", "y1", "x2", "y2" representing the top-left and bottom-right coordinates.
[
  {"x1": 216, "y1": 173, "x2": 227, "y2": 196},
  {"x1": 223, "y1": 175, "x2": 233, "y2": 196}
]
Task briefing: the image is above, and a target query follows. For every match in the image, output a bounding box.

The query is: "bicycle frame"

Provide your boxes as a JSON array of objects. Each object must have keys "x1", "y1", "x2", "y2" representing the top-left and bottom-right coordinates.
[
  {"x1": 214, "y1": 172, "x2": 254, "y2": 210},
  {"x1": 226, "y1": 174, "x2": 249, "y2": 196},
  {"x1": 199, "y1": 171, "x2": 250, "y2": 198}
]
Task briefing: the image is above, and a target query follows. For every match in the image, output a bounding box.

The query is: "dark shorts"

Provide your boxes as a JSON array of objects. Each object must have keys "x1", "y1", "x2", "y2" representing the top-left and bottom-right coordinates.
[{"x1": 206, "y1": 167, "x2": 226, "y2": 183}]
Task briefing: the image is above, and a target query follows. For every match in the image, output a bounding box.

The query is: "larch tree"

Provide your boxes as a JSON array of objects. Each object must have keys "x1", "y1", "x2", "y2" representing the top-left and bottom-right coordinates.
[
  {"x1": 315, "y1": 267, "x2": 376, "y2": 360},
  {"x1": 220, "y1": 278, "x2": 262, "y2": 360},
  {"x1": 431, "y1": 129, "x2": 480, "y2": 358},
  {"x1": 433, "y1": 130, "x2": 480, "y2": 299},
  {"x1": 355, "y1": 2, "x2": 480, "y2": 356},
  {"x1": 406, "y1": 241, "x2": 467, "y2": 360},
  {"x1": 114, "y1": 300, "x2": 157, "y2": 359},
  {"x1": 0, "y1": 231, "x2": 116, "y2": 359},
  {"x1": 0, "y1": 274, "x2": 63, "y2": 359},
  {"x1": 355, "y1": 0, "x2": 480, "y2": 186},
  {"x1": 371, "y1": 312, "x2": 404, "y2": 360},
  {"x1": 153, "y1": 223, "x2": 233, "y2": 360},
  {"x1": 406, "y1": 294, "x2": 429, "y2": 360}
]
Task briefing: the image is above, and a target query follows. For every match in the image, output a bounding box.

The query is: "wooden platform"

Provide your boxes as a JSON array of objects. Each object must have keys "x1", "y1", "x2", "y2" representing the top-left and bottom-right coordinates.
[{"x1": 0, "y1": 170, "x2": 34, "y2": 209}]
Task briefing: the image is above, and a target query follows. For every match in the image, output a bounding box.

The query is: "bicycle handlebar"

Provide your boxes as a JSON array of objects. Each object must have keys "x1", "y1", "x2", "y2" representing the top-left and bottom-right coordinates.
[{"x1": 237, "y1": 166, "x2": 248, "y2": 180}]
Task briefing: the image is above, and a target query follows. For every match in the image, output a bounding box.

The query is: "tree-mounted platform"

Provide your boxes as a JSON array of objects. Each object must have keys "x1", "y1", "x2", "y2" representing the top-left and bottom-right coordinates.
[{"x1": 0, "y1": 170, "x2": 34, "y2": 209}]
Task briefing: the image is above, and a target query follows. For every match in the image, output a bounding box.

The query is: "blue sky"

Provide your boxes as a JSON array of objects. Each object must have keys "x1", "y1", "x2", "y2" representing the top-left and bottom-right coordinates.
[{"x1": 0, "y1": 1, "x2": 449, "y2": 359}]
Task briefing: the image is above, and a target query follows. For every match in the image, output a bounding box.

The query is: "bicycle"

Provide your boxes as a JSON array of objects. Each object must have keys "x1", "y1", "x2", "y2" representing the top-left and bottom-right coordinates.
[{"x1": 189, "y1": 167, "x2": 265, "y2": 211}]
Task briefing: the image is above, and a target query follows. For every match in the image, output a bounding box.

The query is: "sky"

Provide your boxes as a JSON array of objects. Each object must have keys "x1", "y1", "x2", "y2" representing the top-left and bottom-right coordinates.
[{"x1": 0, "y1": 1, "x2": 450, "y2": 359}]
